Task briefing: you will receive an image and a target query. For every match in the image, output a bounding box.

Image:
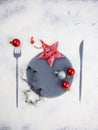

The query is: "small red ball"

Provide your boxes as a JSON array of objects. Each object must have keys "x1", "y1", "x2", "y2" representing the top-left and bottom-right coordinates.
[
  {"x1": 10, "y1": 38, "x2": 20, "y2": 47},
  {"x1": 61, "y1": 81, "x2": 70, "y2": 90},
  {"x1": 30, "y1": 37, "x2": 35, "y2": 44},
  {"x1": 67, "y1": 68, "x2": 75, "y2": 76},
  {"x1": 31, "y1": 40, "x2": 35, "y2": 44}
]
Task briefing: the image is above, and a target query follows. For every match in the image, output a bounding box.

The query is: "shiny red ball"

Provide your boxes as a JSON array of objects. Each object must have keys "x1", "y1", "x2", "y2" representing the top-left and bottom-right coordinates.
[
  {"x1": 61, "y1": 81, "x2": 70, "y2": 90},
  {"x1": 67, "y1": 68, "x2": 75, "y2": 76},
  {"x1": 11, "y1": 39, "x2": 20, "y2": 47}
]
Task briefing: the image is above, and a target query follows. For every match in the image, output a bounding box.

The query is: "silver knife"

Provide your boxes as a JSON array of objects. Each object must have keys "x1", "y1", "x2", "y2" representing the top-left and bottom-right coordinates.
[{"x1": 79, "y1": 40, "x2": 84, "y2": 102}]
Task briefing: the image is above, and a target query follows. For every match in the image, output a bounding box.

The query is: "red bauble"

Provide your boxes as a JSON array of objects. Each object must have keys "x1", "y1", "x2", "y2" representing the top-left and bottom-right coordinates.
[
  {"x1": 67, "y1": 68, "x2": 75, "y2": 76},
  {"x1": 10, "y1": 38, "x2": 20, "y2": 47},
  {"x1": 61, "y1": 81, "x2": 70, "y2": 90}
]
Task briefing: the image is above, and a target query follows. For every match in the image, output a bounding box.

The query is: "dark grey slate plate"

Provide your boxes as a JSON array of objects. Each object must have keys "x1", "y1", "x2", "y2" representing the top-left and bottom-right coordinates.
[{"x1": 26, "y1": 53, "x2": 73, "y2": 98}]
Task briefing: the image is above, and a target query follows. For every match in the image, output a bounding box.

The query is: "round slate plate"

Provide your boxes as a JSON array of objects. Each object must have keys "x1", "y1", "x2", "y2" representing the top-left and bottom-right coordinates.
[{"x1": 26, "y1": 54, "x2": 73, "y2": 98}]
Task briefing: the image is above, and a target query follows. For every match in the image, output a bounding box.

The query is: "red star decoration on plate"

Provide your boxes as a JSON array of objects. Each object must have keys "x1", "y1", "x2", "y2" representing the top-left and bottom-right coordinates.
[{"x1": 38, "y1": 40, "x2": 64, "y2": 67}]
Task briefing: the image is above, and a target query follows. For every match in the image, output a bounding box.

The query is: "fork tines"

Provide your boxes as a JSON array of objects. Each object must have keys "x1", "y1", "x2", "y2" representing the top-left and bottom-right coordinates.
[{"x1": 13, "y1": 47, "x2": 21, "y2": 58}]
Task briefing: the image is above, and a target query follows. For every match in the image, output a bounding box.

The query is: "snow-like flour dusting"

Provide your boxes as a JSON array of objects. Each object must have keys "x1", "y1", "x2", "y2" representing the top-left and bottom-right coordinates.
[{"x1": 0, "y1": 0, "x2": 98, "y2": 130}]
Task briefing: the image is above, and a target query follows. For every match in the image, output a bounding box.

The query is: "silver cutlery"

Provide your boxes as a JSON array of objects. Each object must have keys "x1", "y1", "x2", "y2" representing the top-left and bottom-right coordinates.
[
  {"x1": 79, "y1": 40, "x2": 84, "y2": 102},
  {"x1": 13, "y1": 47, "x2": 21, "y2": 108}
]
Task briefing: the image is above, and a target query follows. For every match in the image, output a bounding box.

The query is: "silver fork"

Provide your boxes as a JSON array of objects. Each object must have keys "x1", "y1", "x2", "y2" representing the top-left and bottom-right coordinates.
[{"x1": 13, "y1": 47, "x2": 21, "y2": 108}]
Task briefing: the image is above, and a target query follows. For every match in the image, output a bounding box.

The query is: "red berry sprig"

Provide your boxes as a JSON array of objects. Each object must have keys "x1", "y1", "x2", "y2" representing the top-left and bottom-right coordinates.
[
  {"x1": 30, "y1": 36, "x2": 35, "y2": 44},
  {"x1": 10, "y1": 38, "x2": 21, "y2": 47},
  {"x1": 66, "y1": 68, "x2": 75, "y2": 77},
  {"x1": 30, "y1": 36, "x2": 42, "y2": 49},
  {"x1": 61, "y1": 81, "x2": 70, "y2": 91}
]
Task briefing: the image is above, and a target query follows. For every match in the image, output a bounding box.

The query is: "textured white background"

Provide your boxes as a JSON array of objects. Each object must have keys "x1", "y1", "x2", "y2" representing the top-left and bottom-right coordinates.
[{"x1": 0, "y1": 0, "x2": 98, "y2": 130}]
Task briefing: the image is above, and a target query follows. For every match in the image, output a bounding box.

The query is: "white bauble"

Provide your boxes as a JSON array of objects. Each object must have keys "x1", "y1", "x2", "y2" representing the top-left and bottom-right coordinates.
[{"x1": 58, "y1": 71, "x2": 66, "y2": 80}]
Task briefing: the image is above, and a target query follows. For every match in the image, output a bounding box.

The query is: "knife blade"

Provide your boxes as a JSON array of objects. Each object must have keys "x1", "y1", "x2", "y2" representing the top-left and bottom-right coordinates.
[{"x1": 79, "y1": 40, "x2": 84, "y2": 102}]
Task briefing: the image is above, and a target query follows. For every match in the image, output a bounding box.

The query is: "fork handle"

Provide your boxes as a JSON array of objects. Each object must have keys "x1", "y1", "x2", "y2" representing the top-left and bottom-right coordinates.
[{"x1": 16, "y1": 58, "x2": 18, "y2": 108}]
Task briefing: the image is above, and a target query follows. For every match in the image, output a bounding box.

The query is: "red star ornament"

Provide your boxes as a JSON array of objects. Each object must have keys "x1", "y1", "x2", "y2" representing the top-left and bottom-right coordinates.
[{"x1": 38, "y1": 40, "x2": 64, "y2": 67}]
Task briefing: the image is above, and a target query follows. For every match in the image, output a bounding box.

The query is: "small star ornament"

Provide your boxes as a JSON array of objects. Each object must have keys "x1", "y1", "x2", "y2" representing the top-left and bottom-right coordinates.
[
  {"x1": 23, "y1": 89, "x2": 41, "y2": 105},
  {"x1": 38, "y1": 40, "x2": 64, "y2": 67}
]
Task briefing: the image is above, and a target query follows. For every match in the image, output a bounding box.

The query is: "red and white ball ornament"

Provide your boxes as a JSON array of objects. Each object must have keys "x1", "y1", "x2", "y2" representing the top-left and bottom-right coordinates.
[{"x1": 54, "y1": 67, "x2": 75, "y2": 90}]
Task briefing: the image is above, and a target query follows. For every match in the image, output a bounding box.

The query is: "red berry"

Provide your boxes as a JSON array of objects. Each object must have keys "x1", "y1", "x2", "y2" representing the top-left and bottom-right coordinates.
[
  {"x1": 10, "y1": 39, "x2": 20, "y2": 47},
  {"x1": 67, "y1": 68, "x2": 75, "y2": 76},
  {"x1": 61, "y1": 81, "x2": 70, "y2": 90},
  {"x1": 30, "y1": 37, "x2": 35, "y2": 44}
]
